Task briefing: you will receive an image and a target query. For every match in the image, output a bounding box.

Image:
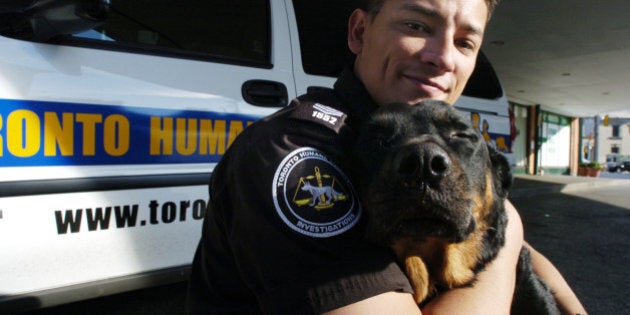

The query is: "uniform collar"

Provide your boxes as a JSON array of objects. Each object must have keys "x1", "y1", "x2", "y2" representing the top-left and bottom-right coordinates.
[{"x1": 333, "y1": 65, "x2": 379, "y2": 131}]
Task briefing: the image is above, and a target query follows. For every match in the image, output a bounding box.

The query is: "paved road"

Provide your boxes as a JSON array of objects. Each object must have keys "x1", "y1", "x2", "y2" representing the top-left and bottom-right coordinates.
[
  {"x1": 20, "y1": 177, "x2": 630, "y2": 314},
  {"x1": 510, "y1": 180, "x2": 630, "y2": 315},
  {"x1": 600, "y1": 170, "x2": 630, "y2": 180}
]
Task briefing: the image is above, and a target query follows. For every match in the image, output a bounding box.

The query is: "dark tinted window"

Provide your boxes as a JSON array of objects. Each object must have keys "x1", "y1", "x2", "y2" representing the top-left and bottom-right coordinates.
[
  {"x1": 292, "y1": 0, "x2": 363, "y2": 77},
  {"x1": 75, "y1": 0, "x2": 270, "y2": 66},
  {"x1": 612, "y1": 125, "x2": 620, "y2": 138},
  {"x1": 462, "y1": 51, "x2": 504, "y2": 99}
]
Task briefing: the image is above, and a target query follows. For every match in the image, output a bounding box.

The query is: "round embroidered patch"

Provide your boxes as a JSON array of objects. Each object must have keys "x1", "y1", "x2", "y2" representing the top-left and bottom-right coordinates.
[{"x1": 272, "y1": 147, "x2": 361, "y2": 238}]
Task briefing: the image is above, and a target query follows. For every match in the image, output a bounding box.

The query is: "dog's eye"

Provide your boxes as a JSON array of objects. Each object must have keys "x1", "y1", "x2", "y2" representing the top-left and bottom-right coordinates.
[
  {"x1": 369, "y1": 130, "x2": 396, "y2": 148},
  {"x1": 452, "y1": 132, "x2": 479, "y2": 142},
  {"x1": 376, "y1": 137, "x2": 394, "y2": 148}
]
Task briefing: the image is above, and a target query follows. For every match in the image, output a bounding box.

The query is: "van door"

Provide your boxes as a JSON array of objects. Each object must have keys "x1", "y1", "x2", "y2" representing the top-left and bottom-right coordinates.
[{"x1": 0, "y1": 0, "x2": 293, "y2": 309}]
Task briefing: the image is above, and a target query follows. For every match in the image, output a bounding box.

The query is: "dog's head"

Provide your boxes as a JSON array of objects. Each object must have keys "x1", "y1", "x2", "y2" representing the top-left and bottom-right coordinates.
[{"x1": 350, "y1": 100, "x2": 512, "y2": 245}]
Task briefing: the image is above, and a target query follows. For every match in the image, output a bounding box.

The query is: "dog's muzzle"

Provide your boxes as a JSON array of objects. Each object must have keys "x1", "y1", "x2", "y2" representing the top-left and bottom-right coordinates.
[{"x1": 392, "y1": 141, "x2": 452, "y2": 189}]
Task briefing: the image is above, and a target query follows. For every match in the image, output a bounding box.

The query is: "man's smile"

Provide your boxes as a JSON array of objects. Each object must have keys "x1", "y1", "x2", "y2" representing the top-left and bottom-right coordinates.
[{"x1": 402, "y1": 74, "x2": 450, "y2": 99}]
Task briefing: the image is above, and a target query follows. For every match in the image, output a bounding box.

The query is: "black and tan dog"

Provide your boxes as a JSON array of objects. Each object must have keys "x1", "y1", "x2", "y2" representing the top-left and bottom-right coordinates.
[{"x1": 350, "y1": 101, "x2": 559, "y2": 314}]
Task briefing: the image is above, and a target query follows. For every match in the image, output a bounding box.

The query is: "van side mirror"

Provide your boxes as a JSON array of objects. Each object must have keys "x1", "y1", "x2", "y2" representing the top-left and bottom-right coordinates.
[{"x1": 0, "y1": 0, "x2": 109, "y2": 41}]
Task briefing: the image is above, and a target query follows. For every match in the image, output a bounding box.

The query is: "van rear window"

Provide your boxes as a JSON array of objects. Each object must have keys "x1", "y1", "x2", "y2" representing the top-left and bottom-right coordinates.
[
  {"x1": 292, "y1": 0, "x2": 361, "y2": 77},
  {"x1": 77, "y1": 0, "x2": 270, "y2": 67},
  {"x1": 0, "y1": 0, "x2": 271, "y2": 67},
  {"x1": 462, "y1": 52, "x2": 504, "y2": 100}
]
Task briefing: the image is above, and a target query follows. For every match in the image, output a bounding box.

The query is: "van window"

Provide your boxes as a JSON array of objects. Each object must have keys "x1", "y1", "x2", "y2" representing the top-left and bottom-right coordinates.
[
  {"x1": 292, "y1": 0, "x2": 362, "y2": 77},
  {"x1": 462, "y1": 52, "x2": 504, "y2": 100},
  {"x1": 73, "y1": 0, "x2": 271, "y2": 67}
]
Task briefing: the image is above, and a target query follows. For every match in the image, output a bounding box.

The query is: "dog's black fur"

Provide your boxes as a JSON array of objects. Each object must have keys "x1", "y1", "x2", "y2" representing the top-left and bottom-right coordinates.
[{"x1": 349, "y1": 101, "x2": 559, "y2": 314}]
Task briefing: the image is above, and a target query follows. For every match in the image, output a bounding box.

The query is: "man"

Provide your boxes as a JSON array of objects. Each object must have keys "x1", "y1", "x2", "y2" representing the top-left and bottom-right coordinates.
[{"x1": 187, "y1": 0, "x2": 586, "y2": 314}]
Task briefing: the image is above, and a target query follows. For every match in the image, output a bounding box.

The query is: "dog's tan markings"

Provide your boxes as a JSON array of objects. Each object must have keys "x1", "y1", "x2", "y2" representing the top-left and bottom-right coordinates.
[
  {"x1": 393, "y1": 238, "x2": 441, "y2": 303},
  {"x1": 405, "y1": 255, "x2": 430, "y2": 303},
  {"x1": 472, "y1": 173, "x2": 496, "y2": 227},
  {"x1": 393, "y1": 236, "x2": 482, "y2": 303},
  {"x1": 439, "y1": 172, "x2": 497, "y2": 289},
  {"x1": 392, "y1": 172, "x2": 499, "y2": 304},
  {"x1": 442, "y1": 230, "x2": 483, "y2": 286}
]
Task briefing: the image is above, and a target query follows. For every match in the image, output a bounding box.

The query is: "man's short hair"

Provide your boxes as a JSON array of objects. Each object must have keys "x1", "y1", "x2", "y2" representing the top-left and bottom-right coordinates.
[{"x1": 365, "y1": 0, "x2": 500, "y2": 20}]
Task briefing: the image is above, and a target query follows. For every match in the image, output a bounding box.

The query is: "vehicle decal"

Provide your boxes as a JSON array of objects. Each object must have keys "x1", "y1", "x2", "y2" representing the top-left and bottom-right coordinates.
[
  {"x1": 470, "y1": 112, "x2": 512, "y2": 153},
  {"x1": 54, "y1": 198, "x2": 206, "y2": 235},
  {"x1": 0, "y1": 185, "x2": 207, "y2": 296},
  {"x1": 0, "y1": 98, "x2": 260, "y2": 166}
]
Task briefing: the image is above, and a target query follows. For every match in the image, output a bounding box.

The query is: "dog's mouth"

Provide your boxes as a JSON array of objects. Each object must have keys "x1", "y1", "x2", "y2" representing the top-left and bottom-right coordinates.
[
  {"x1": 390, "y1": 215, "x2": 474, "y2": 243},
  {"x1": 365, "y1": 189, "x2": 476, "y2": 245}
]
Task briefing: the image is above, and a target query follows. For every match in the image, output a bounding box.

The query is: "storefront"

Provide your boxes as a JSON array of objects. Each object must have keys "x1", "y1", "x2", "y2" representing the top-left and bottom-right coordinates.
[{"x1": 537, "y1": 111, "x2": 572, "y2": 175}]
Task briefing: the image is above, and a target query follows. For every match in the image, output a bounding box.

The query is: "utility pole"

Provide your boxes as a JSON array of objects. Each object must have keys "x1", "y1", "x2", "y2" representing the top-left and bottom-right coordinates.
[{"x1": 593, "y1": 116, "x2": 598, "y2": 162}]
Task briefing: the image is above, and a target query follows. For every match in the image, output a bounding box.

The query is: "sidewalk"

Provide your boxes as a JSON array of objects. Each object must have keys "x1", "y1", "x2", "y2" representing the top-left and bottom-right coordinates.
[{"x1": 510, "y1": 174, "x2": 629, "y2": 199}]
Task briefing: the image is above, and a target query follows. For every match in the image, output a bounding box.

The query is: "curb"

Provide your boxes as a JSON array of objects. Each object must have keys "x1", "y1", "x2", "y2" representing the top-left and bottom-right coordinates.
[{"x1": 509, "y1": 175, "x2": 628, "y2": 199}]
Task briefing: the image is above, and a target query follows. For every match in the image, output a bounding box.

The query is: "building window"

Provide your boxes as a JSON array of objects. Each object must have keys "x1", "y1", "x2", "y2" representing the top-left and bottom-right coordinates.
[
  {"x1": 612, "y1": 125, "x2": 620, "y2": 138},
  {"x1": 611, "y1": 145, "x2": 620, "y2": 154}
]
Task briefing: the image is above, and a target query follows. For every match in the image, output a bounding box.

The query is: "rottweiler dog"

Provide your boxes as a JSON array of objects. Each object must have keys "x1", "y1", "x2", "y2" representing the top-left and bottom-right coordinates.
[{"x1": 349, "y1": 101, "x2": 559, "y2": 314}]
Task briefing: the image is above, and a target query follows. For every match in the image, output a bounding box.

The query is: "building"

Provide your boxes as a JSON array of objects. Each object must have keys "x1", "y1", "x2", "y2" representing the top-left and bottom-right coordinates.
[
  {"x1": 582, "y1": 115, "x2": 630, "y2": 169},
  {"x1": 509, "y1": 100, "x2": 630, "y2": 176},
  {"x1": 510, "y1": 103, "x2": 579, "y2": 175}
]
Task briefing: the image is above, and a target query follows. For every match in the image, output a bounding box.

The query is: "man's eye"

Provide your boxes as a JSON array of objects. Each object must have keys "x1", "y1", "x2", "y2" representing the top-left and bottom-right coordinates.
[
  {"x1": 404, "y1": 22, "x2": 427, "y2": 32},
  {"x1": 456, "y1": 39, "x2": 473, "y2": 49},
  {"x1": 455, "y1": 39, "x2": 479, "y2": 55}
]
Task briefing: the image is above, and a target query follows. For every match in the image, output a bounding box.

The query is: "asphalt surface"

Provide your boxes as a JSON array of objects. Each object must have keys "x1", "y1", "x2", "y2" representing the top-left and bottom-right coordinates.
[
  {"x1": 510, "y1": 174, "x2": 630, "y2": 315},
  {"x1": 18, "y1": 173, "x2": 630, "y2": 315}
]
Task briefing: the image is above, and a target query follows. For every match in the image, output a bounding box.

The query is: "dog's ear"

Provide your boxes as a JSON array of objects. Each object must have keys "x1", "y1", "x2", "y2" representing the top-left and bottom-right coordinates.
[{"x1": 487, "y1": 144, "x2": 513, "y2": 198}]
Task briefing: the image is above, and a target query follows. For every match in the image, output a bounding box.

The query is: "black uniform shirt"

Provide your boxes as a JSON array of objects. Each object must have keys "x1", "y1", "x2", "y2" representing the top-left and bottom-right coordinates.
[{"x1": 186, "y1": 67, "x2": 413, "y2": 314}]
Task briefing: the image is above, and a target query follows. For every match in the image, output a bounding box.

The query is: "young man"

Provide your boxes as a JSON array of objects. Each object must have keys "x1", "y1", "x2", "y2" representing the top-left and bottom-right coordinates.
[{"x1": 187, "y1": 0, "x2": 586, "y2": 314}]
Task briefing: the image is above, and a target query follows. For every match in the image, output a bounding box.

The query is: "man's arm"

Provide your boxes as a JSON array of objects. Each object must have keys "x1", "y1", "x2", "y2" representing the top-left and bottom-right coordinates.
[
  {"x1": 421, "y1": 200, "x2": 523, "y2": 315},
  {"x1": 324, "y1": 200, "x2": 524, "y2": 315}
]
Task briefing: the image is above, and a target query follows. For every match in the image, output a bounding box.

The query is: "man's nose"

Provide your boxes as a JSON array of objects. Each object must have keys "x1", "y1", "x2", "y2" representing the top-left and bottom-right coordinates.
[{"x1": 419, "y1": 36, "x2": 456, "y2": 72}]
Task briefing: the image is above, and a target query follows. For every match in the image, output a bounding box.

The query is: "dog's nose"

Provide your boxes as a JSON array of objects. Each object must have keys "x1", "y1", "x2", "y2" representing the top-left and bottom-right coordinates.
[{"x1": 395, "y1": 143, "x2": 452, "y2": 186}]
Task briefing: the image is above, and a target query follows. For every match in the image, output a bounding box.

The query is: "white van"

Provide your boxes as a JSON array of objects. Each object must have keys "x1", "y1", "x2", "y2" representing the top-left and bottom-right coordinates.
[
  {"x1": 0, "y1": 0, "x2": 513, "y2": 311},
  {"x1": 455, "y1": 52, "x2": 515, "y2": 167}
]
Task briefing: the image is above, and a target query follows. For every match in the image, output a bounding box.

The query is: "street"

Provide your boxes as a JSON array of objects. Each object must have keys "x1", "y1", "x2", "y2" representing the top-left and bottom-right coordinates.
[
  {"x1": 600, "y1": 170, "x2": 630, "y2": 180},
  {"x1": 20, "y1": 176, "x2": 630, "y2": 315},
  {"x1": 510, "y1": 177, "x2": 630, "y2": 315}
]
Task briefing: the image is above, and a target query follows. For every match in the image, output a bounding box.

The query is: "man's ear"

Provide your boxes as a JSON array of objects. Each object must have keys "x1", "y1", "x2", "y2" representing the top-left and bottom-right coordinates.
[{"x1": 348, "y1": 9, "x2": 368, "y2": 54}]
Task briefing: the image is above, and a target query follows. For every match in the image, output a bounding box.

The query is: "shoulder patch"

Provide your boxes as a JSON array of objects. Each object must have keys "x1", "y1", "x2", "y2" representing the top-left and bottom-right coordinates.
[
  {"x1": 290, "y1": 102, "x2": 347, "y2": 133},
  {"x1": 272, "y1": 147, "x2": 361, "y2": 238}
]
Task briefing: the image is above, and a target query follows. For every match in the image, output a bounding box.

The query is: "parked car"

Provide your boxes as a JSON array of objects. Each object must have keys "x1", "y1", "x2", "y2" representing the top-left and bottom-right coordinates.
[
  {"x1": 607, "y1": 161, "x2": 620, "y2": 172},
  {"x1": 606, "y1": 154, "x2": 624, "y2": 172},
  {"x1": 606, "y1": 161, "x2": 621, "y2": 173},
  {"x1": 620, "y1": 160, "x2": 630, "y2": 172}
]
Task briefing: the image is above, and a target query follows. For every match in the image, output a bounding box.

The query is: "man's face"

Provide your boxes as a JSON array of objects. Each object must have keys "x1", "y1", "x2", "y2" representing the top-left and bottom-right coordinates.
[{"x1": 348, "y1": 0, "x2": 488, "y2": 106}]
